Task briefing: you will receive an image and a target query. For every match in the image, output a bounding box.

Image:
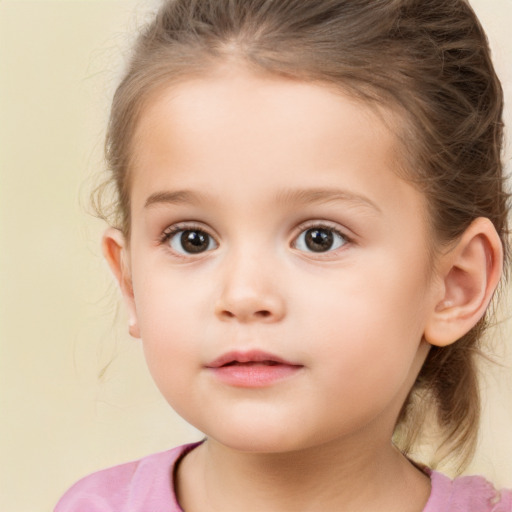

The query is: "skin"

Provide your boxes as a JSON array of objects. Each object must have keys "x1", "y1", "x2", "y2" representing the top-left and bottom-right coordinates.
[{"x1": 104, "y1": 65, "x2": 503, "y2": 511}]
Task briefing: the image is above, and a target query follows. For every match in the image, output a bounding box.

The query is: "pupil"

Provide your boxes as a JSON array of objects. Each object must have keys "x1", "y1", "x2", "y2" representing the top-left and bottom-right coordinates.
[
  {"x1": 181, "y1": 230, "x2": 208, "y2": 253},
  {"x1": 305, "y1": 229, "x2": 333, "y2": 252}
]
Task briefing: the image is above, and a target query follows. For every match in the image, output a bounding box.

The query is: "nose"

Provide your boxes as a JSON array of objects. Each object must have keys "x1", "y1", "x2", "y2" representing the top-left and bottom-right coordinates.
[{"x1": 214, "y1": 254, "x2": 286, "y2": 324}]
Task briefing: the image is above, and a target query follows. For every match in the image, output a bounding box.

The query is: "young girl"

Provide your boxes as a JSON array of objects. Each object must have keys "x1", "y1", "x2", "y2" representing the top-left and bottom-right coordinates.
[{"x1": 56, "y1": 0, "x2": 511, "y2": 510}]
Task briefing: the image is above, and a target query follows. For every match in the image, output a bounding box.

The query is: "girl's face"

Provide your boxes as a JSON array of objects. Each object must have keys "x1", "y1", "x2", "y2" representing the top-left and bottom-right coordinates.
[{"x1": 117, "y1": 68, "x2": 442, "y2": 453}]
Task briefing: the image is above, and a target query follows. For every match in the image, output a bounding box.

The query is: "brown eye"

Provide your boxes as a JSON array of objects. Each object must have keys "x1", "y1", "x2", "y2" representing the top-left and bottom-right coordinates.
[
  {"x1": 168, "y1": 229, "x2": 217, "y2": 254},
  {"x1": 294, "y1": 227, "x2": 347, "y2": 253}
]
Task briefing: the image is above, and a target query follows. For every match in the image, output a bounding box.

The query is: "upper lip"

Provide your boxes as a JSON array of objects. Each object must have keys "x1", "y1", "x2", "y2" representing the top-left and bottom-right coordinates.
[{"x1": 206, "y1": 350, "x2": 302, "y2": 368}]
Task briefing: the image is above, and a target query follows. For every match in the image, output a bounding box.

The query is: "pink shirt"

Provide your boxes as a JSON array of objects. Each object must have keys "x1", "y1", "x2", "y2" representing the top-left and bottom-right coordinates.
[{"x1": 55, "y1": 443, "x2": 512, "y2": 511}]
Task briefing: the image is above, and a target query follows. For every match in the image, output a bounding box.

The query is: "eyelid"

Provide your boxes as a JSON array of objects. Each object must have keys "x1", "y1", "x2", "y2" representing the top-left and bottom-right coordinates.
[
  {"x1": 160, "y1": 221, "x2": 210, "y2": 240},
  {"x1": 158, "y1": 219, "x2": 353, "y2": 258},
  {"x1": 290, "y1": 220, "x2": 353, "y2": 254},
  {"x1": 159, "y1": 221, "x2": 219, "y2": 257},
  {"x1": 291, "y1": 220, "x2": 353, "y2": 240}
]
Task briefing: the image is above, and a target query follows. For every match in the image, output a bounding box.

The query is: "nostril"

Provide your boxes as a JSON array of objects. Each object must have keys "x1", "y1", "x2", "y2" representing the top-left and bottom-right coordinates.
[
  {"x1": 215, "y1": 293, "x2": 286, "y2": 322},
  {"x1": 221, "y1": 309, "x2": 271, "y2": 319}
]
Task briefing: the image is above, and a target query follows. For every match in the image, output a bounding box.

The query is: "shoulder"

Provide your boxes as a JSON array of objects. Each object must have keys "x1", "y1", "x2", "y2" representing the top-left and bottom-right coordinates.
[
  {"x1": 54, "y1": 442, "x2": 201, "y2": 512},
  {"x1": 424, "y1": 470, "x2": 512, "y2": 512}
]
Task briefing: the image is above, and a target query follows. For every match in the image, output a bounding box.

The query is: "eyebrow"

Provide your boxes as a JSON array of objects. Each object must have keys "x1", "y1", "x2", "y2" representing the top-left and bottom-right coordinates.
[
  {"x1": 144, "y1": 190, "x2": 207, "y2": 208},
  {"x1": 144, "y1": 187, "x2": 381, "y2": 213},
  {"x1": 274, "y1": 187, "x2": 382, "y2": 213}
]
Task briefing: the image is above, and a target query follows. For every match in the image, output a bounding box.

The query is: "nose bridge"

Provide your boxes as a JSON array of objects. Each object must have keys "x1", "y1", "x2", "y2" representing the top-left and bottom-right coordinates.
[{"x1": 215, "y1": 241, "x2": 285, "y2": 323}]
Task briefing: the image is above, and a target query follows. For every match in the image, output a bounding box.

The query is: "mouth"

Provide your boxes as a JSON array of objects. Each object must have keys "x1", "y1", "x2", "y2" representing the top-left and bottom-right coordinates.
[
  {"x1": 205, "y1": 350, "x2": 303, "y2": 388},
  {"x1": 206, "y1": 350, "x2": 301, "y2": 368},
  {"x1": 222, "y1": 360, "x2": 282, "y2": 367}
]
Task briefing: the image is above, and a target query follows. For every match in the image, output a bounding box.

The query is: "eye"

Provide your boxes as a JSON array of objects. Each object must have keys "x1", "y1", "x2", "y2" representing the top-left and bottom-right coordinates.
[
  {"x1": 293, "y1": 226, "x2": 348, "y2": 253},
  {"x1": 165, "y1": 228, "x2": 218, "y2": 255}
]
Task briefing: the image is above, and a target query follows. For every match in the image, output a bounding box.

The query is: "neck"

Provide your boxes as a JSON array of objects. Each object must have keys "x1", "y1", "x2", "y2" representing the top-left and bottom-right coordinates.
[{"x1": 177, "y1": 430, "x2": 430, "y2": 512}]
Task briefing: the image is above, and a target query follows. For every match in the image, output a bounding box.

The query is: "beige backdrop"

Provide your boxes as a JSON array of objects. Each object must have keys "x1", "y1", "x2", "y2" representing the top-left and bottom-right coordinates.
[{"x1": 1, "y1": 1, "x2": 511, "y2": 511}]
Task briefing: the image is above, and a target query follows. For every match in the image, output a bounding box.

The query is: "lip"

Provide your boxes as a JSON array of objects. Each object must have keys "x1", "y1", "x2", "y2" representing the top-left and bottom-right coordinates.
[{"x1": 205, "y1": 350, "x2": 303, "y2": 388}]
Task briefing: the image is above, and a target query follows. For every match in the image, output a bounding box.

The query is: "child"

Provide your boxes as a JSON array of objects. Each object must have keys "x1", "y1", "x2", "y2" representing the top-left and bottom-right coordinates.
[{"x1": 56, "y1": 0, "x2": 511, "y2": 510}]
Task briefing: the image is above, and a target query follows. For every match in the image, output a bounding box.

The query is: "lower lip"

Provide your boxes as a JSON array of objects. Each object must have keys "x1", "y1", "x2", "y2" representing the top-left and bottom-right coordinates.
[{"x1": 207, "y1": 363, "x2": 302, "y2": 388}]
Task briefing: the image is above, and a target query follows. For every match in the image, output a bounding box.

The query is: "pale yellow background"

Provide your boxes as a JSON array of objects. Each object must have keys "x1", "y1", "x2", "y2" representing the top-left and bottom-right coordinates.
[{"x1": 0, "y1": 1, "x2": 511, "y2": 511}]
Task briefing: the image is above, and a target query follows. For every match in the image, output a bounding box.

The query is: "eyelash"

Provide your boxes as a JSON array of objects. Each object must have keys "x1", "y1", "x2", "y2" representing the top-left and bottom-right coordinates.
[
  {"x1": 159, "y1": 222, "x2": 218, "y2": 257},
  {"x1": 291, "y1": 222, "x2": 351, "y2": 255},
  {"x1": 158, "y1": 221, "x2": 352, "y2": 257},
  {"x1": 160, "y1": 223, "x2": 207, "y2": 242}
]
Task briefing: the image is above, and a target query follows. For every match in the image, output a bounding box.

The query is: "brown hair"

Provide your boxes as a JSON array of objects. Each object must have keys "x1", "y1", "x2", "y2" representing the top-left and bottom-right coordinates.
[{"x1": 97, "y1": 0, "x2": 509, "y2": 471}]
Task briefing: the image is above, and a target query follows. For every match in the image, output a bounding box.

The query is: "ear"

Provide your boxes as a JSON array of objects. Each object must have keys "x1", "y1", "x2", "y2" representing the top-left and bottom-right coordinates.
[
  {"x1": 102, "y1": 227, "x2": 141, "y2": 338},
  {"x1": 424, "y1": 217, "x2": 503, "y2": 347}
]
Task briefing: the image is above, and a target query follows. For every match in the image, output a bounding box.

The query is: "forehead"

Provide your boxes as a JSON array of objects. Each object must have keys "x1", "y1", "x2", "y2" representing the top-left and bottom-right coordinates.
[
  {"x1": 129, "y1": 68, "x2": 427, "y2": 227},
  {"x1": 133, "y1": 69, "x2": 398, "y2": 170},
  {"x1": 141, "y1": 66, "x2": 389, "y2": 130}
]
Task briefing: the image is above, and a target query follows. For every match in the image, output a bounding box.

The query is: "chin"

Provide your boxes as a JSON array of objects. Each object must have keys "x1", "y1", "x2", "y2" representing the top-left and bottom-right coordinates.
[{"x1": 202, "y1": 422, "x2": 322, "y2": 455}]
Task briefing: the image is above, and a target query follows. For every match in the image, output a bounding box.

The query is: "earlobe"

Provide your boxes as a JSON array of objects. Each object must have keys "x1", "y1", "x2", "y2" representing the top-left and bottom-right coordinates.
[
  {"x1": 102, "y1": 227, "x2": 141, "y2": 339},
  {"x1": 424, "y1": 218, "x2": 503, "y2": 347}
]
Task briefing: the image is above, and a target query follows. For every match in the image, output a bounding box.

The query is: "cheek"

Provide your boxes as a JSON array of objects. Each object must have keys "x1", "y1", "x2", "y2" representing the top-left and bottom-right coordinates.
[
  {"x1": 135, "y1": 288, "x2": 201, "y2": 412},
  {"x1": 132, "y1": 254, "x2": 207, "y2": 331},
  {"x1": 131, "y1": 270, "x2": 203, "y2": 368},
  {"x1": 303, "y1": 257, "x2": 431, "y2": 380}
]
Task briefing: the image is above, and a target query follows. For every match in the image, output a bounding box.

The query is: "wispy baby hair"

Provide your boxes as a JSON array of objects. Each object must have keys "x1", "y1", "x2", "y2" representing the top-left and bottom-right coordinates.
[{"x1": 97, "y1": 0, "x2": 509, "y2": 471}]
